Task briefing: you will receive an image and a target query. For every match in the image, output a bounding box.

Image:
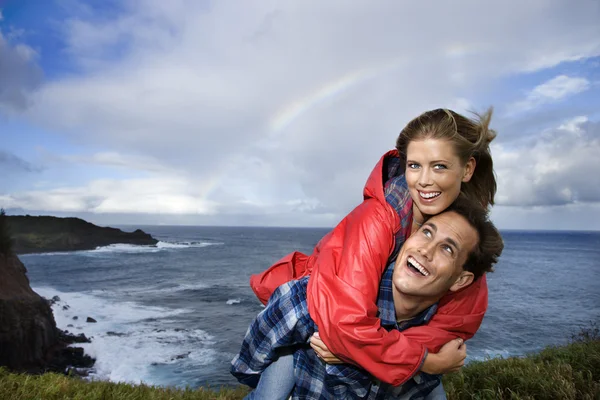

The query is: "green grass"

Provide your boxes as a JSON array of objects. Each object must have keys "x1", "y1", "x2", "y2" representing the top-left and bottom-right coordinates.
[
  {"x1": 442, "y1": 333, "x2": 600, "y2": 399},
  {"x1": 1, "y1": 335, "x2": 598, "y2": 399},
  {"x1": 0, "y1": 369, "x2": 250, "y2": 400}
]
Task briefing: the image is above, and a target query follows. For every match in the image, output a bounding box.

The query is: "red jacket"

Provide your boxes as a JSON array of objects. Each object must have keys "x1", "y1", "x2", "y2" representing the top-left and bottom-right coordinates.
[{"x1": 250, "y1": 150, "x2": 488, "y2": 386}]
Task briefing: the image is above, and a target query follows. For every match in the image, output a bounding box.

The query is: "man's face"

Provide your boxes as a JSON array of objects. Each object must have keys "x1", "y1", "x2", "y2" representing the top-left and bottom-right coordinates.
[{"x1": 393, "y1": 211, "x2": 478, "y2": 298}]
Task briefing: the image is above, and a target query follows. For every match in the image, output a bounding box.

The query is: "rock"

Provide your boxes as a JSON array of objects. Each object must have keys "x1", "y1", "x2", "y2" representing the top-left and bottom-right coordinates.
[
  {"x1": 106, "y1": 331, "x2": 127, "y2": 337},
  {"x1": 171, "y1": 352, "x2": 191, "y2": 361},
  {"x1": 0, "y1": 254, "x2": 59, "y2": 371},
  {"x1": 86, "y1": 317, "x2": 97, "y2": 323},
  {"x1": 7, "y1": 215, "x2": 159, "y2": 254},
  {"x1": 0, "y1": 250, "x2": 95, "y2": 375},
  {"x1": 47, "y1": 346, "x2": 95, "y2": 371},
  {"x1": 72, "y1": 316, "x2": 78, "y2": 320}
]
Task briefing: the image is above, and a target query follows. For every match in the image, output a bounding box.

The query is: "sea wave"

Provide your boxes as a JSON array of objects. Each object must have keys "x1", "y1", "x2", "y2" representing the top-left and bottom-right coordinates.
[
  {"x1": 91, "y1": 241, "x2": 224, "y2": 254},
  {"x1": 21, "y1": 241, "x2": 225, "y2": 256},
  {"x1": 32, "y1": 286, "x2": 215, "y2": 384}
]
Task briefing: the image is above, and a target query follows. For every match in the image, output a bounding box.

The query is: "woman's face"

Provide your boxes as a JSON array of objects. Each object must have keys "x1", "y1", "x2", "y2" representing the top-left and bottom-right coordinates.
[{"x1": 405, "y1": 138, "x2": 475, "y2": 222}]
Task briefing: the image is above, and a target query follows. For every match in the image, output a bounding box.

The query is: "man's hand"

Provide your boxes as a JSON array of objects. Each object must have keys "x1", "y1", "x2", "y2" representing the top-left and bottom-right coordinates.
[
  {"x1": 309, "y1": 332, "x2": 344, "y2": 364},
  {"x1": 421, "y1": 338, "x2": 467, "y2": 375}
]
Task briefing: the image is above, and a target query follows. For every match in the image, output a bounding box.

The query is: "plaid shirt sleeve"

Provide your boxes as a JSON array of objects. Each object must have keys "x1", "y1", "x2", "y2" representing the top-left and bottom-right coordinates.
[{"x1": 230, "y1": 277, "x2": 316, "y2": 388}]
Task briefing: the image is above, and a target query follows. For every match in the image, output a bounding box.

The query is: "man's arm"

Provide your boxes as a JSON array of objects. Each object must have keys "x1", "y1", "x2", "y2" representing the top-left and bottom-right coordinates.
[
  {"x1": 309, "y1": 333, "x2": 468, "y2": 375},
  {"x1": 306, "y1": 199, "x2": 488, "y2": 386}
]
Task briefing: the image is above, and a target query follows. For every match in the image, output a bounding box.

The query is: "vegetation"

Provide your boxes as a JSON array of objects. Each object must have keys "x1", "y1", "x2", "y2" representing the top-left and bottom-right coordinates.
[
  {"x1": 443, "y1": 324, "x2": 600, "y2": 399},
  {"x1": 0, "y1": 326, "x2": 598, "y2": 399},
  {"x1": 0, "y1": 208, "x2": 13, "y2": 256},
  {"x1": 0, "y1": 371, "x2": 250, "y2": 400}
]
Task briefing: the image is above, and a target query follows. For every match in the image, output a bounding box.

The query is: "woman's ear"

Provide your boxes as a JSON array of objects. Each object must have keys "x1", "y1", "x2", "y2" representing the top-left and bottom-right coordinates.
[{"x1": 462, "y1": 157, "x2": 476, "y2": 183}]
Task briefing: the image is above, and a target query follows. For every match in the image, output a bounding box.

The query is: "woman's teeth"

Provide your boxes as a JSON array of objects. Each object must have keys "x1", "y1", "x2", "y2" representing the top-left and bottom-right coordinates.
[{"x1": 419, "y1": 191, "x2": 441, "y2": 199}]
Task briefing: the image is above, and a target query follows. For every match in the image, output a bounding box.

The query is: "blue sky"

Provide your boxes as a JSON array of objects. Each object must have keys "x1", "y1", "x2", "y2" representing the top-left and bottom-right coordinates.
[{"x1": 1, "y1": 0, "x2": 599, "y2": 229}]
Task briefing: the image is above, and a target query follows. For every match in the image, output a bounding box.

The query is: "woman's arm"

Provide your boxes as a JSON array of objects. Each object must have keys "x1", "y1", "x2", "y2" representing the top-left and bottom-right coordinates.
[
  {"x1": 310, "y1": 333, "x2": 468, "y2": 375},
  {"x1": 305, "y1": 199, "x2": 488, "y2": 386}
]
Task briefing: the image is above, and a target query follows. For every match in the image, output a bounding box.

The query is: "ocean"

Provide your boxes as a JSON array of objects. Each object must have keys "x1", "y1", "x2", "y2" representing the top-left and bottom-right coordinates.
[{"x1": 20, "y1": 226, "x2": 600, "y2": 389}]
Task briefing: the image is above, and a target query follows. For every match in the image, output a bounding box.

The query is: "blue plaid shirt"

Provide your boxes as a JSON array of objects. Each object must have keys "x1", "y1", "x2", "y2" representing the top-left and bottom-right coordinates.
[{"x1": 231, "y1": 263, "x2": 441, "y2": 399}]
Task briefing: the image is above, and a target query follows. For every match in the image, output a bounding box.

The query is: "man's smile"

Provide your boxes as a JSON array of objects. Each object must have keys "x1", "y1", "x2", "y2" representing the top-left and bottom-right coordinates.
[{"x1": 406, "y1": 256, "x2": 430, "y2": 277}]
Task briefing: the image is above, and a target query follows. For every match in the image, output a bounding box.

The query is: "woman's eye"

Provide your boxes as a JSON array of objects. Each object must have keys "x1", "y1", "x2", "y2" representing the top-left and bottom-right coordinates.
[
  {"x1": 407, "y1": 163, "x2": 420, "y2": 169},
  {"x1": 433, "y1": 164, "x2": 448, "y2": 170},
  {"x1": 442, "y1": 245, "x2": 453, "y2": 254},
  {"x1": 422, "y1": 228, "x2": 432, "y2": 237}
]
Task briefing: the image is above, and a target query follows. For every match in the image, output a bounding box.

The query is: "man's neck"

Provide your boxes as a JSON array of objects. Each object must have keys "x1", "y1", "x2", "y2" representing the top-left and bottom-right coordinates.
[{"x1": 393, "y1": 288, "x2": 439, "y2": 321}]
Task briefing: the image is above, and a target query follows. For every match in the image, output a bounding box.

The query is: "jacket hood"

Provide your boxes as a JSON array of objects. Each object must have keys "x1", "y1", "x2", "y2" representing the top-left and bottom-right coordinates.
[{"x1": 363, "y1": 149, "x2": 403, "y2": 203}]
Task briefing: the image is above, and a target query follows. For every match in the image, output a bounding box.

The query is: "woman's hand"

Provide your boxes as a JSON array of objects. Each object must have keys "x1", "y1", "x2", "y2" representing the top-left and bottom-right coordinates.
[
  {"x1": 309, "y1": 332, "x2": 344, "y2": 364},
  {"x1": 421, "y1": 338, "x2": 467, "y2": 375}
]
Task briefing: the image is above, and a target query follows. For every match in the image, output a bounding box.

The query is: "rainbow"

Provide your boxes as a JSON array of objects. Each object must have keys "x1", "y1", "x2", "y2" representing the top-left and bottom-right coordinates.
[
  {"x1": 202, "y1": 60, "x2": 406, "y2": 204},
  {"x1": 269, "y1": 59, "x2": 406, "y2": 134}
]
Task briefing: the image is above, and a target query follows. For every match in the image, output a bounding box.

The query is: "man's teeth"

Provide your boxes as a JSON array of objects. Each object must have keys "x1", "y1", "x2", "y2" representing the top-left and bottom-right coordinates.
[
  {"x1": 408, "y1": 256, "x2": 430, "y2": 276},
  {"x1": 419, "y1": 191, "x2": 441, "y2": 199}
]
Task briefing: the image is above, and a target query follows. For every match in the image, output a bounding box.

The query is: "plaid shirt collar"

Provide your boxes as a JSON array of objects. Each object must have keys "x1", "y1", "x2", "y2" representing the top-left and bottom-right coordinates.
[{"x1": 376, "y1": 260, "x2": 439, "y2": 329}]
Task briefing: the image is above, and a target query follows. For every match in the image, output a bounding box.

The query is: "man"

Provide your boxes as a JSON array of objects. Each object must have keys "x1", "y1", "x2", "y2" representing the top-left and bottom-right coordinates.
[{"x1": 232, "y1": 197, "x2": 503, "y2": 399}]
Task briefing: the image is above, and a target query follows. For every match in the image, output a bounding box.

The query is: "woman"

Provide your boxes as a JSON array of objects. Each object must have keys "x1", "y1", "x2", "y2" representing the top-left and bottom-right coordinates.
[{"x1": 237, "y1": 108, "x2": 497, "y2": 398}]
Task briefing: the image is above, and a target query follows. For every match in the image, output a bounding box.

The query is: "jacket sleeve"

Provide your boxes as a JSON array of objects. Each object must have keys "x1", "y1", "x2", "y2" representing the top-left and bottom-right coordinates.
[
  {"x1": 249, "y1": 251, "x2": 311, "y2": 305},
  {"x1": 307, "y1": 199, "x2": 488, "y2": 386},
  {"x1": 397, "y1": 275, "x2": 488, "y2": 353}
]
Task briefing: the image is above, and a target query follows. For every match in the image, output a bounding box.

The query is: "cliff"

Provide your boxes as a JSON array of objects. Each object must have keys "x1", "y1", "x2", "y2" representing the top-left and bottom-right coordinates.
[
  {"x1": 0, "y1": 253, "x2": 58, "y2": 370},
  {"x1": 7, "y1": 215, "x2": 158, "y2": 254},
  {"x1": 0, "y1": 210, "x2": 94, "y2": 373}
]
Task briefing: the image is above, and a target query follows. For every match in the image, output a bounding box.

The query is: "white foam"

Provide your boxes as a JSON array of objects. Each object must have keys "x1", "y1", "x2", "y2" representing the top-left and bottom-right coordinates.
[
  {"x1": 33, "y1": 287, "x2": 215, "y2": 385},
  {"x1": 23, "y1": 241, "x2": 224, "y2": 256},
  {"x1": 21, "y1": 251, "x2": 75, "y2": 257},
  {"x1": 469, "y1": 348, "x2": 513, "y2": 362},
  {"x1": 90, "y1": 243, "x2": 162, "y2": 253},
  {"x1": 108, "y1": 282, "x2": 211, "y2": 297},
  {"x1": 226, "y1": 299, "x2": 241, "y2": 305},
  {"x1": 156, "y1": 241, "x2": 224, "y2": 249}
]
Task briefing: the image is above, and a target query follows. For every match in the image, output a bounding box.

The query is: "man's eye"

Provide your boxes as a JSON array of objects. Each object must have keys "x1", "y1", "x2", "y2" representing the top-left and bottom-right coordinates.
[
  {"x1": 442, "y1": 245, "x2": 453, "y2": 254},
  {"x1": 422, "y1": 228, "x2": 432, "y2": 237}
]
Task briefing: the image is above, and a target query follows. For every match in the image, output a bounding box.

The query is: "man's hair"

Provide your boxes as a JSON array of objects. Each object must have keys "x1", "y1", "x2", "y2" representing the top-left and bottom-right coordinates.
[{"x1": 445, "y1": 195, "x2": 504, "y2": 280}]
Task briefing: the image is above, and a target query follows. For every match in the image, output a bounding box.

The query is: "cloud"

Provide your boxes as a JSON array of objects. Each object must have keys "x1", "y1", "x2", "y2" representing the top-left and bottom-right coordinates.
[
  {"x1": 509, "y1": 75, "x2": 590, "y2": 113},
  {"x1": 0, "y1": 31, "x2": 43, "y2": 112},
  {"x1": 0, "y1": 176, "x2": 217, "y2": 215},
  {"x1": 495, "y1": 116, "x2": 600, "y2": 207},
  {"x1": 0, "y1": 148, "x2": 328, "y2": 220},
  {"x1": 63, "y1": 151, "x2": 181, "y2": 174},
  {"x1": 0, "y1": 150, "x2": 41, "y2": 173},
  {"x1": 0, "y1": 151, "x2": 42, "y2": 194},
  {"x1": 3, "y1": 0, "x2": 600, "y2": 228}
]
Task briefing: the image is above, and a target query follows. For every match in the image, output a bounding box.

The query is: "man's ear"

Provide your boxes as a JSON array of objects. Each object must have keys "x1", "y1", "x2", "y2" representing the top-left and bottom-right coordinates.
[{"x1": 449, "y1": 271, "x2": 474, "y2": 292}]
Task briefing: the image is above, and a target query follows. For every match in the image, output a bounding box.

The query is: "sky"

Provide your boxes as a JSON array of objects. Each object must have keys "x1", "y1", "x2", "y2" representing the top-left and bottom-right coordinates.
[{"x1": 0, "y1": 0, "x2": 599, "y2": 230}]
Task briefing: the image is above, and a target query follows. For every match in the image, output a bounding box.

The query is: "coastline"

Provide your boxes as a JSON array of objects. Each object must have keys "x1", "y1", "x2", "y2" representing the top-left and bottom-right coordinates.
[{"x1": 1, "y1": 331, "x2": 598, "y2": 399}]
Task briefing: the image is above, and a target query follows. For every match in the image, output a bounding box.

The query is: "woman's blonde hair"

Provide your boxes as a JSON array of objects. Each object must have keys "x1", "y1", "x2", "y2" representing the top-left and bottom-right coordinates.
[{"x1": 395, "y1": 107, "x2": 497, "y2": 208}]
